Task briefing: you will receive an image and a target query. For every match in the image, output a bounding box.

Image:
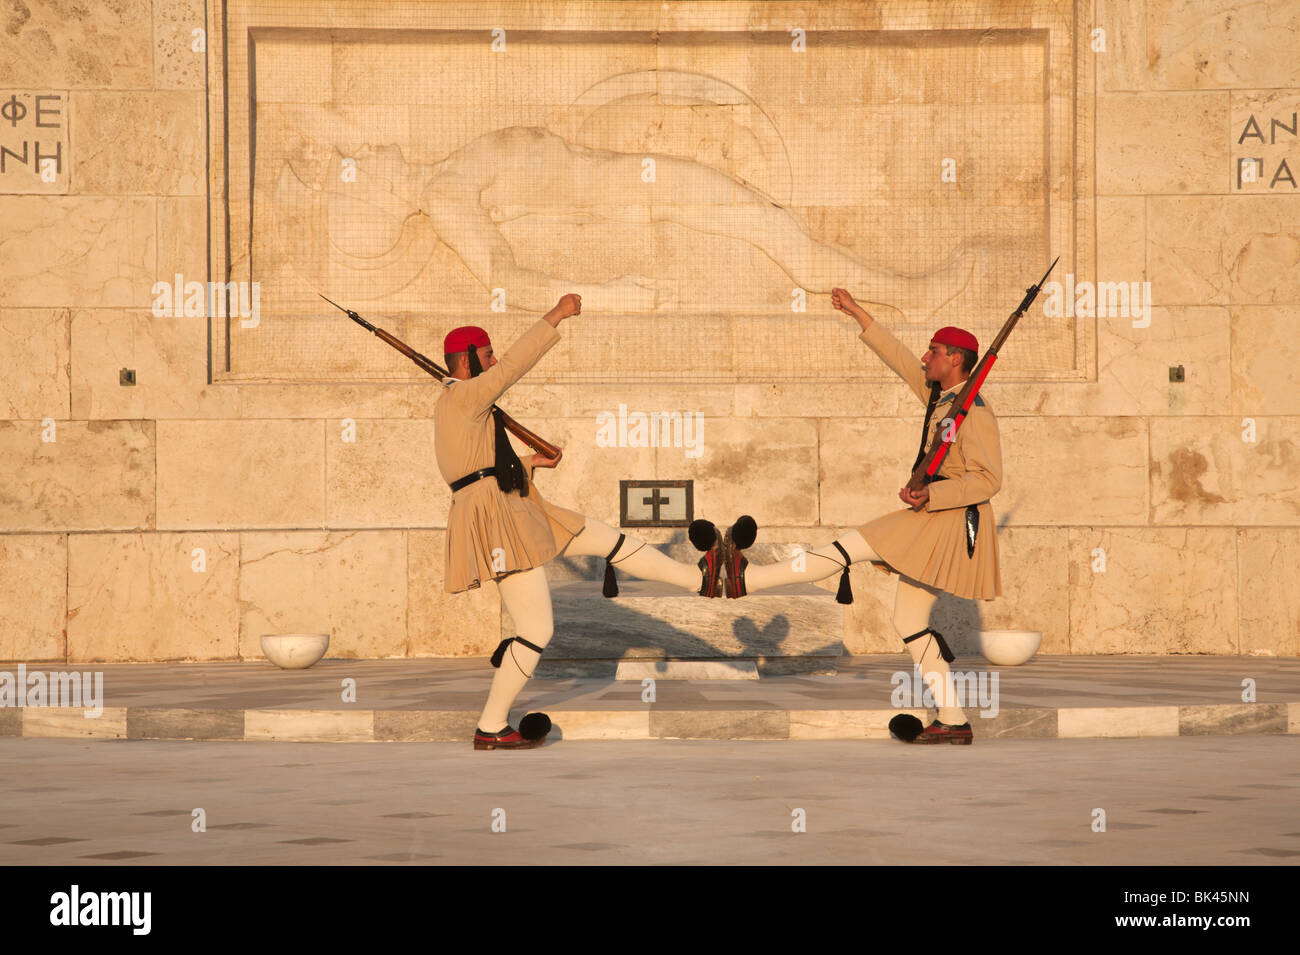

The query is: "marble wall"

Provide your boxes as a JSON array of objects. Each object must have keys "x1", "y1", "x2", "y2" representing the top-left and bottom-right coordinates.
[{"x1": 0, "y1": 0, "x2": 1296, "y2": 662}]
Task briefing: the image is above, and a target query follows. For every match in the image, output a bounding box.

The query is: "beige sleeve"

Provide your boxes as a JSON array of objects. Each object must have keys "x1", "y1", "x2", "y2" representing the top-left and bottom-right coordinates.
[
  {"x1": 454, "y1": 320, "x2": 560, "y2": 417},
  {"x1": 859, "y1": 322, "x2": 930, "y2": 404}
]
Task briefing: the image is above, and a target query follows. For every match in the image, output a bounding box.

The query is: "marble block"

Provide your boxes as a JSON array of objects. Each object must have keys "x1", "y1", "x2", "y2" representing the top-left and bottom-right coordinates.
[{"x1": 0, "y1": 420, "x2": 154, "y2": 532}]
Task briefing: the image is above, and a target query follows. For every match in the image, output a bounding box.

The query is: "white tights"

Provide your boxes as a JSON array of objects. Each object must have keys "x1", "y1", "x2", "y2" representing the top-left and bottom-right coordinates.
[
  {"x1": 745, "y1": 530, "x2": 967, "y2": 724},
  {"x1": 477, "y1": 518, "x2": 702, "y2": 732}
]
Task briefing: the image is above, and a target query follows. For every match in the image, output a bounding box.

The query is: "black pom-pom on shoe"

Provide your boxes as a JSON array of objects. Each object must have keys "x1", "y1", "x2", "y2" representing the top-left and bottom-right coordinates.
[
  {"x1": 888, "y1": 713, "x2": 925, "y2": 742},
  {"x1": 688, "y1": 519, "x2": 718, "y2": 551},
  {"x1": 731, "y1": 515, "x2": 757, "y2": 550},
  {"x1": 519, "y1": 712, "x2": 552, "y2": 742}
]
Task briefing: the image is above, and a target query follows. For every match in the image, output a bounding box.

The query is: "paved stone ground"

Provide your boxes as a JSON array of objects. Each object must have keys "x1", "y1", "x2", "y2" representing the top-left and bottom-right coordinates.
[{"x1": 0, "y1": 736, "x2": 1296, "y2": 865}]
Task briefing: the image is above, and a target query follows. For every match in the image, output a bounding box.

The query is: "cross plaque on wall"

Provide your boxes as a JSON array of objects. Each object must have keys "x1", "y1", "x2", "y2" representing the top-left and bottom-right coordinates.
[{"x1": 619, "y1": 481, "x2": 693, "y2": 528}]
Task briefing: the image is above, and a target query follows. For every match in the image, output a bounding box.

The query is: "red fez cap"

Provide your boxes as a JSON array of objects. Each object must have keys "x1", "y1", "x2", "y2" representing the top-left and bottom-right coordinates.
[
  {"x1": 443, "y1": 325, "x2": 491, "y2": 354},
  {"x1": 931, "y1": 326, "x2": 978, "y2": 354}
]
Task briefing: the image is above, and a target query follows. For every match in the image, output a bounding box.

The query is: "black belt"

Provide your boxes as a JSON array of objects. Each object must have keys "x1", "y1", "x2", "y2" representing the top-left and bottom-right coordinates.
[{"x1": 450, "y1": 467, "x2": 496, "y2": 492}]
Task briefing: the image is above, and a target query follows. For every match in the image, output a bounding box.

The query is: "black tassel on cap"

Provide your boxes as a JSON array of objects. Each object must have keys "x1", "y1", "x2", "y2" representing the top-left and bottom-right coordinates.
[
  {"x1": 602, "y1": 534, "x2": 626, "y2": 598},
  {"x1": 831, "y1": 540, "x2": 853, "y2": 605}
]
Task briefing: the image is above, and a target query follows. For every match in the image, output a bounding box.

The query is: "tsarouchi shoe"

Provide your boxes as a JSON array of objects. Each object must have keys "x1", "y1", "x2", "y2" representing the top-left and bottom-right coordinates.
[
  {"x1": 689, "y1": 519, "x2": 723, "y2": 598},
  {"x1": 473, "y1": 726, "x2": 546, "y2": 750},
  {"x1": 723, "y1": 515, "x2": 756, "y2": 598},
  {"x1": 907, "y1": 720, "x2": 974, "y2": 745}
]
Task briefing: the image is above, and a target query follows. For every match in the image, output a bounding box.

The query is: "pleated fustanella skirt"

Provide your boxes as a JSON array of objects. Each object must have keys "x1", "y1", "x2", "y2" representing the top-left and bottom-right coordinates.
[
  {"x1": 859, "y1": 500, "x2": 1001, "y2": 600},
  {"x1": 443, "y1": 476, "x2": 586, "y2": 594}
]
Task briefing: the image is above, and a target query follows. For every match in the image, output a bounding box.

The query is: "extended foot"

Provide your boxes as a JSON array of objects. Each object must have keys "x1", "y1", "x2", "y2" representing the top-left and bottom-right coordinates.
[
  {"x1": 690, "y1": 519, "x2": 722, "y2": 598},
  {"x1": 473, "y1": 725, "x2": 546, "y2": 750},
  {"x1": 723, "y1": 515, "x2": 756, "y2": 598},
  {"x1": 908, "y1": 719, "x2": 973, "y2": 745}
]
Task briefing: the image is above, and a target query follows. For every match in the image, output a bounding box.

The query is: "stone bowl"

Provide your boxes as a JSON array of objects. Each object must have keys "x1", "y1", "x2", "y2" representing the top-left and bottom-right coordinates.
[
  {"x1": 977, "y1": 629, "x2": 1042, "y2": 666},
  {"x1": 260, "y1": 633, "x2": 330, "y2": 669}
]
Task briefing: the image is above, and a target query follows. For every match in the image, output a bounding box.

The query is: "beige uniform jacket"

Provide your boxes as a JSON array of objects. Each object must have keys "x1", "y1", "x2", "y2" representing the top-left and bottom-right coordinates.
[
  {"x1": 856, "y1": 321, "x2": 1003, "y2": 600},
  {"x1": 434, "y1": 320, "x2": 585, "y2": 594}
]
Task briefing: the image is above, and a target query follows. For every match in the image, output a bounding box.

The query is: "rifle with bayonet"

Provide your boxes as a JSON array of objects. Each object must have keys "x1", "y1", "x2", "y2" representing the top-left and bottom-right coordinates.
[
  {"x1": 321, "y1": 294, "x2": 563, "y2": 462},
  {"x1": 906, "y1": 256, "x2": 1059, "y2": 493}
]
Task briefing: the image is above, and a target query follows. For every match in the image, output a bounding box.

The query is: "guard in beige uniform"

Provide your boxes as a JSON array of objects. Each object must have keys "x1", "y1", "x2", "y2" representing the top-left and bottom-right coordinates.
[
  {"x1": 436, "y1": 294, "x2": 725, "y2": 750},
  {"x1": 725, "y1": 287, "x2": 1003, "y2": 744}
]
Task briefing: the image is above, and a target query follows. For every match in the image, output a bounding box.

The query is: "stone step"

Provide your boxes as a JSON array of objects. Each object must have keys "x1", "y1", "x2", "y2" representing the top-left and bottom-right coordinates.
[
  {"x1": 501, "y1": 580, "x2": 845, "y2": 676},
  {"x1": 7, "y1": 701, "x2": 1294, "y2": 742}
]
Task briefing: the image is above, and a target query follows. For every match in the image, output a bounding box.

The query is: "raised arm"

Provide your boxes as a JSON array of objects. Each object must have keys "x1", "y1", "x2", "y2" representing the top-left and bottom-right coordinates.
[
  {"x1": 454, "y1": 294, "x2": 581, "y2": 417},
  {"x1": 831, "y1": 287, "x2": 929, "y2": 403}
]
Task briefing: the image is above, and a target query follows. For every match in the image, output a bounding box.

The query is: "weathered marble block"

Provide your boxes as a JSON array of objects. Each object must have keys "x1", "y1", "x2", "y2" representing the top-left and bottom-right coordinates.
[
  {"x1": 1150, "y1": 417, "x2": 1299, "y2": 525},
  {"x1": 0, "y1": 420, "x2": 154, "y2": 531},
  {"x1": 155, "y1": 419, "x2": 324, "y2": 528},
  {"x1": 239, "y1": 530, "x2": 406, "y2": 659},
  {"x1": 1097, "y1": 92, "x2": 1227, "y2": 194},
  {"x1": 1066, "y1": 527, "x2": 1238, "y2": 654},
  {"x1": 67, "y1": 532, "x2": 239, "y2": 662},
  {"x1": 0, "y1": 308, "x2": 70, "y2": 419},
  {"x1": 0, "y1": 535, "x2": 67, "y2": 661}
]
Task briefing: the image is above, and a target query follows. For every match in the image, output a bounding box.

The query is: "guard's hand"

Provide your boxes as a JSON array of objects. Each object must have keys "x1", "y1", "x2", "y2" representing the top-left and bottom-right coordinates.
[
  {"x1": 899, "y1": 485, "x2": 930, "y2": 511},
  {"x1": 530, "y1": 450, "x2": 563, "y2": 469},
  {"x1": 831, "y1": 288, "x2": 858, "y2": 314},
  {"x1": 555, "y1": 293, "x2": 582, "y2": 319}
]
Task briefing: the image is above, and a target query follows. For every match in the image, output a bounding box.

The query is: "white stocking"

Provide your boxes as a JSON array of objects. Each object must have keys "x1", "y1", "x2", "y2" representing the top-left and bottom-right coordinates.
[
  {"x1": 476, "y1": 566, "x2": 553, "y2": 733},
  {"x1": 743, "y1": 530, "x2": 879, "y2": 592},
  {"x1": 894, "y1": 576, "x2": 967, "y2": 725},
  {"x1": 564, "y1": 518, "x2": 701, "y2": 592}
]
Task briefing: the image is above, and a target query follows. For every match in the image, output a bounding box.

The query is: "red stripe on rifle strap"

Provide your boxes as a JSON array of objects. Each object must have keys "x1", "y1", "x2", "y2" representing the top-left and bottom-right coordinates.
[{"x1": 923, "y1": 354, "x2": 997, "y2": 477}]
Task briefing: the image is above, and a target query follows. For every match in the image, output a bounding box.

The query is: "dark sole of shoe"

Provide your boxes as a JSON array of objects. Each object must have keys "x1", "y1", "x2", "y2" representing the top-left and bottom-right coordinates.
[
  {"x1": 474, "y1": 738, "x2": 546, "y2": 750},
  {"x1": 908, "y1": 735, "x2": 973, "y2": 745}
]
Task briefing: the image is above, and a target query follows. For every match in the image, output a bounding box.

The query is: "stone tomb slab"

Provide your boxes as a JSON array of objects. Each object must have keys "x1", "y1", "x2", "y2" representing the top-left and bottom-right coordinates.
[{"x1": 512, "y1": 581, "x2": 844, "y2": 677}]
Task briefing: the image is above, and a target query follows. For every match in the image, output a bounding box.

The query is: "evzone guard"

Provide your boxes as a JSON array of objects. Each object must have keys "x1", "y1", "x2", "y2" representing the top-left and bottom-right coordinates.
[
  {"x1": 435, "y1": 294, "x2": 731, "y2": 750},
  {"x1": 720, "y1": 287, "x2": 1005, "y2": 745}
]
